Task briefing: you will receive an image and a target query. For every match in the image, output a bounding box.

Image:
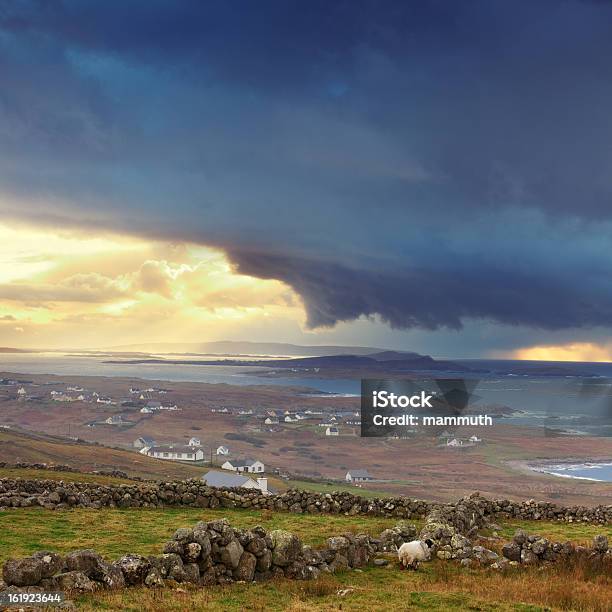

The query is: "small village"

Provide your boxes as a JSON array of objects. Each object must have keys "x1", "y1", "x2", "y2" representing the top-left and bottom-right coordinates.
[{"x1": 0, "y1": 376, "x2": 488, "y2": 495}]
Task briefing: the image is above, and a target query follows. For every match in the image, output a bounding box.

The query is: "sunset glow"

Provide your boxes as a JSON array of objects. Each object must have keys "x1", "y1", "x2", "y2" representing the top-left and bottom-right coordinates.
[
  {"x1": 511, "y1": 343, "x2": 612, "y2": 363},
  {"x1": 0, "y1": 223, "x2": 302, "y2": 349}
]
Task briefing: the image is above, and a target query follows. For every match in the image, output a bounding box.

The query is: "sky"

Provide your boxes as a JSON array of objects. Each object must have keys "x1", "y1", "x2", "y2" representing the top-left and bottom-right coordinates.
[{"x1": 1, "y1": 0, "x2": 612, "y2": 359}]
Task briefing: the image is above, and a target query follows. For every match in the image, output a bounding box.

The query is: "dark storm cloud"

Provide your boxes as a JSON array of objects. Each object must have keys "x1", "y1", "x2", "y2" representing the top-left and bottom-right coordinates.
[{"x1": 2, "y1": 0, "x2": 612, "y2": 332}]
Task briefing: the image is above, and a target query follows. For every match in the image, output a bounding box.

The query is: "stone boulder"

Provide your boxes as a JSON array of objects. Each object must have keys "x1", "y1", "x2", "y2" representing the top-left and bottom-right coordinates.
[
  {"x1": 502, "y1": 542, "x2": 521, "y2": 562},
  {"x1": 116, "y1": 554, "x2": 150, "y2": 585},
  {"x1": 593, "y1": 535, "x2": 608, "y2": 553},
  {"x1": 219, "y1": 539, "x2": 244, "y2": 570},
  {"x1": 270, "y1": 530, "x2": 302, "y2": 567},
  {"x1": 3, "y1": 557, "x2": 44, "y2": 587},
  {"x1": 65, "y1": 550, "x2": 103, "y2": 575},
  {"x1": 46, "y1": 571, "x2": 98, "y2": 592},
  {"x1": 31, "y1": 551, "x2": 64, "y2": 578},
  {"x1": 234, "y1": 552, "x2": 257, "y2": 581}
]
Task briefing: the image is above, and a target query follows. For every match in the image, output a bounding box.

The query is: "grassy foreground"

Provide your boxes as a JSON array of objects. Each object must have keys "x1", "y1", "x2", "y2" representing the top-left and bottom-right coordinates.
[
  {"x1": 0, "y1": 507, "x2": 403, "y2": 562},
  {"x1": 77, "y1": 560, "x2": 612, "y2": 611},
  {"x1": 0, "y1": 506, "x2": 611, "y2": 610}
]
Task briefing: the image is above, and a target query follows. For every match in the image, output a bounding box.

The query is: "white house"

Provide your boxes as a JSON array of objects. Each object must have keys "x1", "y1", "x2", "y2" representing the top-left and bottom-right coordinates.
[
  {"x1": 469, "y1": 435, "x2": 481, "y2": 443},
  {"x1": 446, "y1": 438, "x2": 463, "y2": 447},
  {"x1": 146, "y1": 445, "x2": 204, "y2": 462},
  {"x1": 325, "y1": 426, "x2": 339, "y2": 436},
  {"x1": 133, "y1": 436, "x2": 156, "y2": 449},
  {"x1": 284, "y1": 415, "x2": 298, "y2": 423},
  {"x1": 264, "y1": 417, "x2": 279, "y2": 425},
  {"x1": 140, "y1": 406, "x2": 153, "y2": 414},
  {"x1": 17, "y1": 387, "x2": 26, "y2": 396},
  {"x1": 202, "y1": 470, "x2": 270, "y2": 495},
  {"x1": 346, "y1": 469, "x2": 373, "y2": 483},
  {"x1": 105, "y1": 415, "x2": 123, "y2": 425},
  {"x1": 188, "y1": 437, "x2": 201, "y2": 447},
  {"x1": 221, "y1": 457, "x2": 265, "y2": 473},
  {"x1": 216, "y1": 445, "x2": 230, "y2": 455}
]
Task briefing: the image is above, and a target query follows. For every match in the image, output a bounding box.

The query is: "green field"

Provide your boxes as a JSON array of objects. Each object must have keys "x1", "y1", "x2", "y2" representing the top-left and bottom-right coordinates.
[{"x1": 0, "y1": 507, "x2": 402, "y2": 562}]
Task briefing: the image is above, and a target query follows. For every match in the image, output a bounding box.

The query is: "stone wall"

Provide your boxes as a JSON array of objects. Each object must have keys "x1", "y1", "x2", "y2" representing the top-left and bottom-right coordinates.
[
  {"x1": 1, "y1": 513, "x2": 610, "y2": 599},
  {"x1": 1, "y1": 477, "x2": 610, "y2": 524},
  {"x1": 0, "y1": 517, "x2": 406, "y2": 595},
  {"x1": 501, "y1": 529, "x2": 611, "y2": 567}
]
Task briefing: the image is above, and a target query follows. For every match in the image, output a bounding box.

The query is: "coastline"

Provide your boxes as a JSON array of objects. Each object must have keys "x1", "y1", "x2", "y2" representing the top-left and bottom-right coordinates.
[{"x1": 508, "y1": 458, "x2": 612, "y2": 483}]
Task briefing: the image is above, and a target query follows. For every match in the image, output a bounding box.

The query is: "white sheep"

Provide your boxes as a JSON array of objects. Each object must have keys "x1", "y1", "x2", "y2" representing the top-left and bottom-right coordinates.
[{"x1": 397, "y1": 539, "x2": 433, "y2": 569}]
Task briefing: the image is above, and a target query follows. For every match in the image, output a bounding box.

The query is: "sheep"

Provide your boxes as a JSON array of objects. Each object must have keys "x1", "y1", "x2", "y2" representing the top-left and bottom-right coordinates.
[{"x1": 397, "y1": 539, "x2": 434, "y2": 570}]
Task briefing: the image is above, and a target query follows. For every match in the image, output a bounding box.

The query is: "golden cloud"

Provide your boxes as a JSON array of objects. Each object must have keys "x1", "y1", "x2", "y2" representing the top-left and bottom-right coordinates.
[
  {"x1": 511, "y1": 342, "x2": 612, "y2": 363},
  {"x1": 0, "y1": 222, "x2": 303, "y2": 348}
]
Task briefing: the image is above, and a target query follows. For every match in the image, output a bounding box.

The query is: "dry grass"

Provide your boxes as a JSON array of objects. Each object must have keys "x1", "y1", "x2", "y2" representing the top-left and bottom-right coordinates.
[
  {"x1": 0, "y1": 467, "x2": 135, "y2": 485},
  {"x1": 75, "y1": 560, "x2": 612, "y2": 611}
]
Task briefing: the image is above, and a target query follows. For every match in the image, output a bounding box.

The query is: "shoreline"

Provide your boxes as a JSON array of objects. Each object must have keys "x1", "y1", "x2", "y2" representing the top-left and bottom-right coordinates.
[{"x1": 508, "y1": 458, "x2": 612, "y2": 483}]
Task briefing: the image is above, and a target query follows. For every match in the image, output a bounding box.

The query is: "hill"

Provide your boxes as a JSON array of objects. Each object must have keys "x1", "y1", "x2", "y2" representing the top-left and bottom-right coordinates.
[
  {"x1": 0, "y1": 429, "x2": 206, "y2": 481},
  {"x1": 106, "y1": 341, "x2": 390, "y2": 356}
]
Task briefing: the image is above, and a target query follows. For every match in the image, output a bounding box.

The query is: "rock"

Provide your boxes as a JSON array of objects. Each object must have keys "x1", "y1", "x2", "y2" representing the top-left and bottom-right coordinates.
[
  {"x1": 184, "y1": 542, "x2": 202, "y2": 562},
  {"x1": 159, "y1": 554, "x2": 185, "y2": 582},
  {"x1": 173, "y1": 528, "x2": 193, "y2": 544},
  {"x1": 65, "y1": 550, "x2": 103, "y2": 575},
  {"x1": 532, "y1": 539, "x2": 549, "y2": 556},
  {"x1": 285, "y1": 560, "x2": 309, "y2": 580},
  {"x1": 373, "y1": 558, "x2": 388, "y2": 566},
  {"x1": 472, "y1": 546, "x2": 498, "y2": 562},
  {"x1": 47, "y1": 571, "x2": 98, "y2": 592},
  {"x1": 327, "y1": 536, "x2": 349, "y2": 553},
  {"x1": 256, "y1": 549, "x2": 272, "y2": 572},
  {"x1": 163, "y1": 541, "x2": 183, "y2": 555},
  {"x1": 328, "y1": 553, "x2": 349, "y2": 573},
  {"x1": 3, "y1": 557, "x2": 44, "y2": 586},
  {"x1": 219, "y1": 540, "x2": 244, "y2": 570},
  {"x1": 144, "y1": 567, "x2": 165, "y2": 587},
  {"x1": 234, "y1": 552, "x2": 256, "y2": 581},
  {"x1": 246, "y1": 537, "x2": 266, "y2": 556},
  {"x1": 513, "y1": 529, "x2": 528, "y2": 545},
  {"x1": 270, "y1": 530, "x2": 302, "y2": 567},
  {"x1": 97, "y1": 563, "x2": 125, "y2": 590},
  {"x1": 502, "y1": 542, "x2": 521, "y2": 562},
  {"x1": 183, "y1": 563, "x2": 200, "y2": 583},
  {"x1": 592, "y1": 535, "x2": 608, "y2": 553},
  {"x1": 192, "y1": 524, "x2": 212, "y2": 558},
  {"x1": 520, "y1": 549, "x2": 538, "y2": 565},
  {"x1": 31, "y1": 551, "x2": 64, "y2": 578},
  {"x1": 116, "y1": 554, "x2": 150, "y2": 585}
]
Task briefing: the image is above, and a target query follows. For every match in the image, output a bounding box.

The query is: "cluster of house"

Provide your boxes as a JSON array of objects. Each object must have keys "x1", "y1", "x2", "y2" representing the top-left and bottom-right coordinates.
[
  {"x1": 207, "y1": 406, "x2": 360, "y2": 438},
  {"x1": 139, "y1": 399, "x2": 179, "y2": 413}
]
